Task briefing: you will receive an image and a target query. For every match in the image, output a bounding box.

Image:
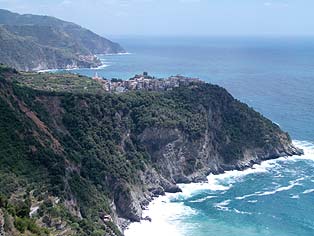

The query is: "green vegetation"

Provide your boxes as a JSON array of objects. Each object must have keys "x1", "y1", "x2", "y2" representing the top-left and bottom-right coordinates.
[
  {"x1": 0, "y1": 68, "x2": 291, "y2": 235},
  {"x1": 13, "y1": 72, "x2": 105, "y2": 93},
  {"x1": 0, "y1": 63, "x2": 18, "y2": 74},
  {"x1": 0, "y1": 194, "x2": 49, "y2": 236},
  {"x1": 0, "y1": 9, "x2": 124, "y2": 71},
  {"x1": 160, "y1": 84, "x2": 285, "y2": 163}
]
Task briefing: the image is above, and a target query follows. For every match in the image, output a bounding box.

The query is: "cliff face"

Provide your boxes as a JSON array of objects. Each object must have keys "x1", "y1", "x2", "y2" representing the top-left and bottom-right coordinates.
[
  {"x1": 0, "y1": 9, "x2": 125, "y2": 71},
  {"x1": 0, "y1": 68, "x2": 302, "y2": 235},
  {"x1": 139, "y1": 127, "x2": 300, "y2": 182}
]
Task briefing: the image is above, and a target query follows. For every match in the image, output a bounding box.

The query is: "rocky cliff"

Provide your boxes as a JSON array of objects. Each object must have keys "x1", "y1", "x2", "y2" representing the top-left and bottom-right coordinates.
[
  {"x1": 0, "y1": 9, "x2": 125, "y2": 71},
  {"x1": 0, "y1": 67, "x2": 302, "y2": 235}
]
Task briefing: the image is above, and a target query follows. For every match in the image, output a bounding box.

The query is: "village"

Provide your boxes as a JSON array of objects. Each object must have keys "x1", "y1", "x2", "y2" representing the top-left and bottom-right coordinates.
[{"x1": 92, "y1": 72, "x2": 204, "y2": 93}]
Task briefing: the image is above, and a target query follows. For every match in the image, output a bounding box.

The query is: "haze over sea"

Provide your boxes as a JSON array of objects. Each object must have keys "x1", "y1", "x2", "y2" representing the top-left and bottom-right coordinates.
[{"x1": 62, "y1": 36, "x2": 314, "y2": 236}]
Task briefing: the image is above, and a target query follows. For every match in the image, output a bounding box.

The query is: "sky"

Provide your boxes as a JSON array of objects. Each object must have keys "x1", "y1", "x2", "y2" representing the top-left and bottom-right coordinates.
[{"x1": 0, "y1": 0, "x2": 314, "y2": 37}]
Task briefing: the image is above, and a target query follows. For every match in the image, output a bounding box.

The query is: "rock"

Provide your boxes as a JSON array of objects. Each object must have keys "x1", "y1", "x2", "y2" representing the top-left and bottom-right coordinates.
[
  {"x1": 173, "y1": 175, "x2": 191, "y2": 184},
  {"x1": 142, "y1": 216, "x2": 152, "y2": 222},
  {"x1": 114, "y1": 183, "x2": 142, "y2": 222},
  {"x1": 42, "y1": 215, "x2": 52, "y2": 227},
  {"x1": 192, "y1": 175, "x2": 208, "y2": 183},
  {"x1": 148, "y1": 187, "x2": 165, "y2": 196},
  {"x1": 164, "y1": 185, "x2": 182, "y2": 193},
  {"x1": 0, "y1": 210, "x2": 5, "y2": 236},
  {"x1": 55, "y1": 222, "x2": 63, "y2": 230}
]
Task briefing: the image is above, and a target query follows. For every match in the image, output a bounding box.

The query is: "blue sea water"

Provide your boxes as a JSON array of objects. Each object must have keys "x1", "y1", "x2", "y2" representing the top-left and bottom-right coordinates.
[{"x1": 65, "y1": 36, "x2": 314, "y2": 236}]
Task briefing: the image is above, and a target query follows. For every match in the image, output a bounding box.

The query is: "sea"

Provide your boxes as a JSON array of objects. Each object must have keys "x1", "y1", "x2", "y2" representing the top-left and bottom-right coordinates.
[{"x1": 57, "y1": 36, "x2": 314, "y2": 236}]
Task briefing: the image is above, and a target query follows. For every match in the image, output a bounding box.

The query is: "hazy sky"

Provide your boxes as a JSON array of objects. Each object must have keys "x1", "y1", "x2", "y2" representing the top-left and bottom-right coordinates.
[{"x1": 1, "y1": 0, "x2": 314, "y2": 37}]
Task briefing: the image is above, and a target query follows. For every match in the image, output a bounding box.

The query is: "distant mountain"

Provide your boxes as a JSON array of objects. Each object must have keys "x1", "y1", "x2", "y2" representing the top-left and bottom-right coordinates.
[{"x1": 0, "y1": 9, "x2": 125, "y2": 71}]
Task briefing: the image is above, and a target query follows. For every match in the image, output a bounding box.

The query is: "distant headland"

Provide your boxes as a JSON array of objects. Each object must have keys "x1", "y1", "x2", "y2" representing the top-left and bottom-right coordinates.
[{"x1": 0, "y1": 9, "x2": 125, "y2": 71}]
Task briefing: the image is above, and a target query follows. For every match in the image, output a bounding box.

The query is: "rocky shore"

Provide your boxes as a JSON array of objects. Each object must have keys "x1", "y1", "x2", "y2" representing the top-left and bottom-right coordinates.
[
  {"x1": 0, "y1": 67, "x2": 303, "y2": 235},
  {"x1": 116, "y1": 127, "x2": 303, "y2": 231}
]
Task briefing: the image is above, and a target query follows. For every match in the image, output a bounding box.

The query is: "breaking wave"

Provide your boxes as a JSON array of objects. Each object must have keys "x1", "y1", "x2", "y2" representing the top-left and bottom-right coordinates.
[{"x1": 125, "y1": 140, "x2": 314, "y2": 236}]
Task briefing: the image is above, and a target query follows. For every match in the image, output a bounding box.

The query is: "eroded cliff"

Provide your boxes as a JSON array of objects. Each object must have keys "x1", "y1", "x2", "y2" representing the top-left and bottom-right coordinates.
[{"x1": 0, "y1": 68, "x2": 302, "y2": 235}]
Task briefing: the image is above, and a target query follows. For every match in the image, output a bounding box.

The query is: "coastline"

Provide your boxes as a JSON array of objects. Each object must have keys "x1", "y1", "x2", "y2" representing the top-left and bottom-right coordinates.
[
  {"x1": 100, "y1": 52, "x2": 132, "y2": 56},
  {"x1": 37, "y1": 52, "x2": 131, "y2": 73},
  {"x1": 37, "y1": 64, "x2": 110, "y2": 73},
  {"x1": 24, "y1": 62, "x2": 305, "y2": 234},
  {"x1": 124, "y1": 140, "x2": 311, "y2": 236}
]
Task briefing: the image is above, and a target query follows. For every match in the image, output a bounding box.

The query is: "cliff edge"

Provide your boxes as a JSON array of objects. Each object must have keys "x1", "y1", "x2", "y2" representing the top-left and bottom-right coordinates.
[{"x1": 0, "y1": 67, "x2": 302, "y2": 235}]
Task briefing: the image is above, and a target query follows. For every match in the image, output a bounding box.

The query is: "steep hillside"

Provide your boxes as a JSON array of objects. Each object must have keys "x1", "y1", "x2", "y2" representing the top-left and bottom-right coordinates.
[
  {"x1": 0, "y1": 66, "x2": 302, "y2": 236},
  {"x1": 0, "y1": 9, "x2": 125, "y2": 71}
]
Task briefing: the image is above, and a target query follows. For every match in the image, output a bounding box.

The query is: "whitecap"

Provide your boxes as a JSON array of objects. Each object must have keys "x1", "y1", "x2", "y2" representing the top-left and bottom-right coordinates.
[
  {"x1": 248, "y1": 200, "x2": 258, "y2": 203},
  {"x1": 98, "y1": 52, "x2": 132, "y2": 56},
  {"x1": 189, "y1": 195, "x2": 216, "y2": 203},
  {"x1": 235, "y1": 192, "x2": 262, "y2": 200},
  {"x1": 303, "y1": 189, "x2": 314, "y2": 194},
  {"x1": 274, "y1": 174, "x2": 283, "y2": 178},
  {"x1": 256, "y1": 177, "x2": 304, "y2": 196},
  {"x1": 91, "y1": 63, "x2": 110, "y2": 70},
  {"x1": 258, "y1": 184, "x2": 297, "y2": 196},
  {"x1": 213, "y1": 200, "x2": 231, "y2": 211},
  {"x1": 233, "y1": 208, "x2": 252, "y2": 215}
]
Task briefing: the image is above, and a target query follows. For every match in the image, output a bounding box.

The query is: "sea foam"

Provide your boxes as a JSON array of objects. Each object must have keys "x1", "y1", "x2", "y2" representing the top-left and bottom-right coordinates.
[
  {"x1": 124, "y1": 195, "x2": 194, "y2": 236},
  {"x1": 98, "y1": 52, "x2": 132, "y2": 56},
  {"x1": 125, "y1": 140, "x2": 314, "y2": 236},
  {"x1": 91, "y1": 64, "x2": 110, "y2": 70}
]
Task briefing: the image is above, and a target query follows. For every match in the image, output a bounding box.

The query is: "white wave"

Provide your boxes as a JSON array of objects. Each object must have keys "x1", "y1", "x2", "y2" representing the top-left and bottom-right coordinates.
[
  {"x1": 124, "y1": 194, "x2": 194, "y2": 236},
  {"x1": 214, "y1": 200, "x2": 231, "y2": 211},
  {"x1": 189, "y1": 195, "x2": 216, "y2": 203},
  {"x1": 291, "y1": 195, "x2": 300, "y2": 199},
  {"x1": 303, "y1": 189, "x2": 314, "y2": 194},
  {"x1": 37, "y1": 67, "x2": 81, "y2": 72},
  {"x1": 235, "y1": 192, "x2": 262, "y2": 200},
  {"x1": 258, "y1": 178, "x2": 303, "y2": 196},
  {"x1": 273, "y1": 174, "x2": 283, "y2": 178},
  {"x1": 37, "y1": 63, "x2": 110, "y2": 73},
  {"x1": 248, "y1": 200, "x2": 258, "y2": 203},
  {"x1": 37, "y1": 69, "x2": 59, "y2": 73},
  {"x1": 236, "y1": 178, "x2": 304, "y2": 200},
  {"x1": 233, "y1": 140, "x2": 314, "y2": 200},
  {"x1": 98, "y1": 52, "x2": 132, "y2": 56},
  {"x1": 125, "y1": 140, "x2": 314, "y2": 236},
  {"x1": 233, "y1": 208, "x2": 252, "y2": 215},
  {"x1": 292, "y1": 140, "x2": 314, "y2": 161},
  {"x1": 177, "y1": 181, "x2": 227, "y2": 199},
  {"x1": 176, "y1": 159, "x2": 279, "y2": 199},
  {"x1": 91, "y1": 64, "x2": 110, "y2": 70}
]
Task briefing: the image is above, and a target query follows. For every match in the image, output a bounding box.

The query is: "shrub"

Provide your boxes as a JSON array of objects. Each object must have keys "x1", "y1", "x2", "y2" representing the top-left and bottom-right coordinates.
[{"x1": 14, "y1": 217, "x2": 28, "y2": 233}]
